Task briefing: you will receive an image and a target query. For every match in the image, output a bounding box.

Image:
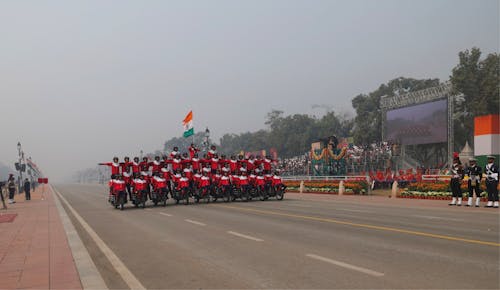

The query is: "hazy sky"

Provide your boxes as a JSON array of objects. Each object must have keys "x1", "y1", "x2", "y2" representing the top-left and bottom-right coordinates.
[{"x1": 0, "y1": 0, "x2": 498, "y2": 181}]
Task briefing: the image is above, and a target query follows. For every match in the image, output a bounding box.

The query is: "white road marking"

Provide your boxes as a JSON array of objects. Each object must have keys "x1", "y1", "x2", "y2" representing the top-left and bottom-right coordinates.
[
  {"x1": 227, "y1": 231, "x2": 264, "y2": 242},
  {"x1": 159, "y1": 212, "x2": 172, "y2": 217},
  {"x1": 306, "y1": 254, "x2": 384, "y2": 277},
  {"x1": 185, "y1": 219, "x2": 206, "y2": 226},
  {"x1": 412, "y1": 215, "x2": 464, "y2": 222},
  {"x1": 53, "y1": 187, "x2": 146, "y2": 290}
]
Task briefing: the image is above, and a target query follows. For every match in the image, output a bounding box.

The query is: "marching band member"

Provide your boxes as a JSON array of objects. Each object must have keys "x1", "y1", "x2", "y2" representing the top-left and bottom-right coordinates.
[
  {"x1": 465, "y1": 158, "x2": 482, "y2": 207},
  {"x1": 449, "y1": 156, "x2": 464, "y2": 206},
  {"x1": 484, "y1": 156, "x2": 499, "y2": 208}
]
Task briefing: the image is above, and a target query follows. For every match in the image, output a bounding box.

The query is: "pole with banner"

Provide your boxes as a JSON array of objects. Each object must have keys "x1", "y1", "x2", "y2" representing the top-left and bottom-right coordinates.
[{"x1": 183, "y1": 111, "x2": 194, "y2": 140}]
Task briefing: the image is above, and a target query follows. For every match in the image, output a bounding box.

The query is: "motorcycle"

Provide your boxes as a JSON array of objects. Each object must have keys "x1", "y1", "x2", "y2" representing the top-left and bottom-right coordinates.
[
  {"x1": 172, "y1": 186, "x2": 190, "y2": 205},
  {"x1": 211, "y1": 185, "x2": 231, "y2": 203},
  {"x1": 132, "y1": 189, "x2": 148, "y2": 208},
  {"x1": 268, "y1": 184, "x2": 286, "y2": 200},
  {"x1": 194, "y1": 186, "x2": 211, "y2": 203},
  {"x1": 151, "y1": 187, "x2": 168, "y2": 207},
  {"x1": 109, "y1": 190, "x2": 128, "y2": 210},
  {"x1": 254, "y1": 184, "x2": 268, "y2": 201},
  {"x1": 231, "y1": 184, "x2": 251, "y2": 202}
]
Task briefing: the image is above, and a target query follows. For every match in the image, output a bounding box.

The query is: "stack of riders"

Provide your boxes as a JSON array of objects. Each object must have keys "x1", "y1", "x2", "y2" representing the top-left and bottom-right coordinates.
[
  {"x1": 99, "y1": 144, "x2": 286, "y2": 210},
  {"x1": 449, "y1": 154, "x2": 499, "y2": 208}
]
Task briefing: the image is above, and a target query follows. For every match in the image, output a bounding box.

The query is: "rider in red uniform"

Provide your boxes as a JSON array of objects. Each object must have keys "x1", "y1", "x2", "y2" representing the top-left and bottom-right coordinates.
[
  {"x1": 99, "y1": 157, "x2": 121, "y2": 177},
  {"x1": 188, "y1": 143, "x2": 199, "y2": 159}
]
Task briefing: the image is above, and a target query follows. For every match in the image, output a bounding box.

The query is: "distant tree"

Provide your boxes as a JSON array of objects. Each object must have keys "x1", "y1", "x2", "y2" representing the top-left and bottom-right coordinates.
[{"x1": 450, "y1": 47, "x2": 499, "y2": 149}]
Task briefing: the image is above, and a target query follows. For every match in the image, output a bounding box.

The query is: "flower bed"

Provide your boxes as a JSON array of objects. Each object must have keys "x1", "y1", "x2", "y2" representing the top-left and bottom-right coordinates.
[
  {"x1": 407, "y1": 181, "x2": 473, "y2": 192},
  {"x1": 284, "y1": 180, "x2": 368, "y2": 194},
  {"x1": 399, "y1": 190, "x2": 488, "y2": 200},
  {"x1": 400, "y1": 180, "x2": 488, "y2": 200}
]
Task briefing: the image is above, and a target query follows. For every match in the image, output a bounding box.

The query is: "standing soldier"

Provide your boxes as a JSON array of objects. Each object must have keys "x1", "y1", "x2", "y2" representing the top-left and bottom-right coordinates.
[
  {"x1": 465, "y1": 158, "x2": 482, "y2": 207},
  {"x1": 449, "y1": 156, "x2": 464, "y2": 206},
  {"x1": 484, "y1": 156, "x2": 499, "y2": 208},
  {"x1": 23, "y1": 178, "x2": 31, "y2": 201}
]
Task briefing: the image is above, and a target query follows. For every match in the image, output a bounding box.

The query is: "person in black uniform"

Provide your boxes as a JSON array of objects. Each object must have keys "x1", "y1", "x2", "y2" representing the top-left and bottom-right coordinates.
[
  {"x1": 484, "y1": 156, "x2": 499, "y2": 208},
  {"x1": 465, "y1": 158, "x2": 482, "y2": 207},
  {"x1": 449, "y1": 156, "x2": 464, "y2": 206},
  {"x1": 24, "y1": 178, "x2": 31, "y2": 201}
]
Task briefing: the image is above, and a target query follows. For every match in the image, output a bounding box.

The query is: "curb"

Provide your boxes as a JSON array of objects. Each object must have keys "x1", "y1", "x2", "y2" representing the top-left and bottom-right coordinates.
[{"x1": 51, "y1": 185, "x2": 108, "y2": 289}]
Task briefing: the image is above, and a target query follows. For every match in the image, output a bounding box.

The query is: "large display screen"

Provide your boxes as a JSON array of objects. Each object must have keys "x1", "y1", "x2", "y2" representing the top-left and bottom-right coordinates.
[{"x1": 386, "y1": 99, "x2": 447, "y2": 145}]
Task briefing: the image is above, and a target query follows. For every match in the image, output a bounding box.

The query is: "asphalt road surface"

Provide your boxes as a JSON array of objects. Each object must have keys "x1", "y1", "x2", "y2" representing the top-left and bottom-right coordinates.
[{"x1": 54, "y1": 184, "x2": 499, "y2": 289}]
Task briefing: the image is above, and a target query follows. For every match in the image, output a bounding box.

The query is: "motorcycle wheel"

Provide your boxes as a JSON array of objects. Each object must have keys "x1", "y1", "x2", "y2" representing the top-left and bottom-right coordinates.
[
  {"x1": 223, "y1": 192, "x2": 230, "y2": 203},
  {"x1": 195, "y1": 196, "x2": 200, "y2": 203},
  {"x1": 119, "y1": 196, "x2": 125, "y2": 211},
  {"x1": 276, "y1": 189, "x2": 284, "y2": 200},
  {"x1": 163, "y1": 199, "x2": 167, "y2": 207},
  {"x1": 259, "y1": 190, "x2": 265, "y2": 201}
]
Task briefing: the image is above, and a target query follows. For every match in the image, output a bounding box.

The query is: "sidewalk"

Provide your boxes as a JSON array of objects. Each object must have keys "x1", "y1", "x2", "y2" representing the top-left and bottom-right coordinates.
[{"x1": 0, "y1": 186, "x2": 82, "y2": 289}]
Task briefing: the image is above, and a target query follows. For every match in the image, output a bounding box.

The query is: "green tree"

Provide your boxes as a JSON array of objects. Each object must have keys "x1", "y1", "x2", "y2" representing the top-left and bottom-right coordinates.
[{"x1": 450, "y1": 47, "x2": 500, "y2": 149}]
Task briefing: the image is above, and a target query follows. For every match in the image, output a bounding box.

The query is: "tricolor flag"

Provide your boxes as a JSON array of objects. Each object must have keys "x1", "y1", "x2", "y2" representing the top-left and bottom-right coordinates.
[
  {"x1": 474, "y1": 114, "x2": 499, "y2": 166},
  {"x1": 183, "y1": 111, "x2": 194, "y2": 138}
]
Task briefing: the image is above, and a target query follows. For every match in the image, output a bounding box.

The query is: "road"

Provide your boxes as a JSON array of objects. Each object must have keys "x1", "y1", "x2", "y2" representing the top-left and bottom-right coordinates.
[{"x1": 54, "y1": 184, "x2": 499, "y2": 289}]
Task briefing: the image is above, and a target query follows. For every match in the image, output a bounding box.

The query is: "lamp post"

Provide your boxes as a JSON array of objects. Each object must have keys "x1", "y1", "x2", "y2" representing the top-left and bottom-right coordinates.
[
  {"x1": 16, "y1": 142, "x2": 24, "y2": 194},
  {"x1": 203, "y1": 127, "x2": 210, "y2": 153}
]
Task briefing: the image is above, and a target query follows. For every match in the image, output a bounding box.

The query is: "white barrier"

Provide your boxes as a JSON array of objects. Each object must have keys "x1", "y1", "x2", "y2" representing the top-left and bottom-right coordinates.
[{"x1": 282, "y1": 175, "x2": 368, "y2": 182}]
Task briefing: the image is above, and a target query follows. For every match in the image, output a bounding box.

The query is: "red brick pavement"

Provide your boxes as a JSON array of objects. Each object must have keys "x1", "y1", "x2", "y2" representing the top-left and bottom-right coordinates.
[{"x1": 0, "y1": 186, "x2": 82, "y2": 290}]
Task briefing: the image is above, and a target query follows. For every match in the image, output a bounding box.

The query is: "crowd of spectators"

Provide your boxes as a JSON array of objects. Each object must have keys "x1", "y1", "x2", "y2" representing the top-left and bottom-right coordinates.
[
  {"x1": 279, "y1": 141, "x2": 447, "y2": 189},
  {"x1": 280, "y1": 153, "x2": 309, "y2": 176}
]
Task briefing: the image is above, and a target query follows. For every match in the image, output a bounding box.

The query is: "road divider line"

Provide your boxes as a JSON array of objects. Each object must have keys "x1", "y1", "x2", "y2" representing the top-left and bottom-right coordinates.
[
  {"x1": 216, "y1": 205, "x2": 500, "y2": 247},
  {"x1": 53, "y1": 187, "x2": 146, "y2": 290},
  {"x1": 159, "y1": 212, "x2": 172, "y2": 217},
  {"x1": 184, "y1": 219, "x2": 206, "y2": 226},
  {"x1": 227, "y1": 231, "x2": 264, "y2": 242},
  {"x1": 306, "y1": 254, "x2": 384, "y2": 277}
]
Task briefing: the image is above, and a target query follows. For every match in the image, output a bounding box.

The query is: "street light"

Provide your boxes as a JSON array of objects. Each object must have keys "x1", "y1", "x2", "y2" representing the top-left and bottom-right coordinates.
[
  {"x1": 16, "y1": 142, "x2": 24, "y2": 193},
  {"x1": 204, "y1": 127, "x2": 210, "y2": 152}
]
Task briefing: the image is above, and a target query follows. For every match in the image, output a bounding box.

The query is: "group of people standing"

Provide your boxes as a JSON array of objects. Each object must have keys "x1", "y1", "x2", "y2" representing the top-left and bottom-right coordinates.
[
  {"x1": 0, "y1": 174, "x2": 32, "y2": 205},
  {"x1": 449, "y1": 155, "x2": 499, "y2": 208},
  {"x1": 99, "y1": 144, "x2": 284, "y2": 202}
]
